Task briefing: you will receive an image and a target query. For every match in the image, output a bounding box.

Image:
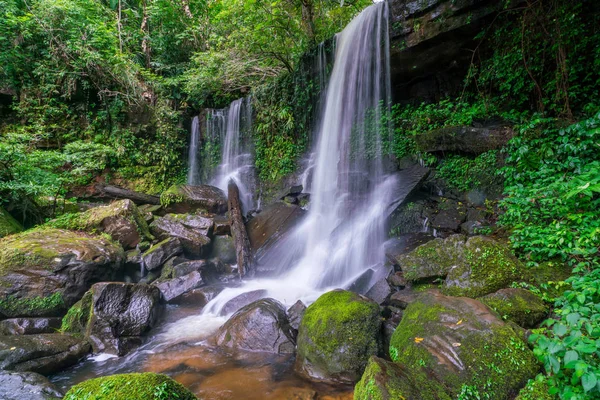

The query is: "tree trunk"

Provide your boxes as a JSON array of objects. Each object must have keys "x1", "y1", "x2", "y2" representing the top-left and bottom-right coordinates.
[
  {"x1": 141, "y1": 1, "x2": 151, "y2": 68},
  {"x1": 96, "y1": 184, "x2": 161, "y2": 205},
  {"x1": 228, "y1": 180, "x2": 254, "y2": 278},
  {"x1": 301, "y1": 0, "x2": 316, "y2": 43}
]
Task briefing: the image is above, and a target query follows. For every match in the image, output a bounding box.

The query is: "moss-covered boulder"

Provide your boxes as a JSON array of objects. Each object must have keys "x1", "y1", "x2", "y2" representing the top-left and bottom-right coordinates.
[
  {"x1": 524, "y1": 260, "x2": 572, "y2": 300},
  {"x1": 60, "y1": 291, "x2": 93, "y2": 337},
  {"x1": 442, "y1": 236, "x2": 525, "y2": 297},
  {"x1": 160, "y1": 184, "x2": 227, "y2": 214},
  {"x1": 0, "y1": 229, "x2": 124, "y2": 318},
  {"x1": 149, "y1": 214, "x2": 212, "y2": 257},
  {"x1": 395, "y1": 235, "x2": 465, "y2": 282},
  {"x1": 0, "y1": 208, "x2": 22, "y2": 238},
  {"x1": 141, "y1": 237, "x2": 183, "y2": 271},
  {"x1": 388, "y1": 291, "x2": 539, "y2": 399},
  {"x1": 354, "y1": 356, "x2": 451, "y2": 400},
  {"x1": 63, "y1": 373, "x2": 197, "y2": 400},
  {"x1": 46, "y1": 200, "x2": 152, "y2": 250},
  {"x1": 479, "y1": 288, "x2": 548, "y2": 328},
  {"x1": 515, "y1": 378, "x2": 556, "y2": 400},
  {"x1": 295, "y1": 290, "x2": 381, "y2": 384}
]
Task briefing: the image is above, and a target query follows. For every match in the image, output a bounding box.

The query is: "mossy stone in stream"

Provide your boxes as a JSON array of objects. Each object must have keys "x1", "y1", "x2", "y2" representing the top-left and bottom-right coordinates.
[
  {"x1": 63, "y1": 373, "x2": 197, "y2": 400},
  {"x1": 295, "y1": 289, "x2": 381, "y2": 384},
  {"x1": 60, "y1": 290, "x2": 93, "y2": 337}
]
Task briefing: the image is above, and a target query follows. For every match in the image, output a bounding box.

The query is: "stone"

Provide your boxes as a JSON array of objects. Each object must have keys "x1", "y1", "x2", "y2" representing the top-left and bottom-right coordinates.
[
  {"x1": 172, "y1": 260, "x2": 207, "y2": 278},
  {"x1": 141, "y1": 237, "x2": 183, "y2": 271},
  {"x1": 296, "y1": 290, "x2": 381, "y2": 384},
  {"x1": 63, "y1": 372, "x2": 197, "y2": 400},
  {"x1": 347, "y1": 268, "x2": 375, "y2": 294},
  {"x1": 0, "y1": 334, "x2": 90, "y2": 375},
  {"x1": 173, "y1": 285, "x2": 225, "y2": 307},
  {"x1": 86, "y1": 283, "x2": 163, "y2": 356},
  {"x1": 388, "y1": 288, "x2": 423, "y2": 309},
  {"x1": 161, "y1": 184, "x2": 227, "y2": 214},
  {"x1": 209, "y1": 235, "x2": 237, "y2": 264},
  {"x1": 0, "y1": 371, "x2": 63, "y2": 400},
  {"x1": 0, "y1": 207, "x2": 22, "y2": 238},
  {"x1": 479, "y1": 288, "x2": 548, "y2": 328},
  {"x1": 154, "y1": 271, "x2": 203, "y2": 303},
  {"x1": 431, "y1": 198, "x2": 467, "y2": 231},
  {"x1": 221, "y1": 290, "x2": 267, "y2": 316},
  {"x1": 365, "y1": 279, "x2": 393, "y2": 305},
  {"x1": 46, "y1": 199, "x2": 152, "y2": 250},
  {"x1": 415, "y1": 125, "x2": 513, "y2": 155},
  {"x1": 150, "y1": 214, "x2": 212, "y2": 257},
  {"x1": 460, "y1": 220, "x2": 484, "y2": 236},
  {"x1": 214, "y1": 298, "x2": 296, "y2": 354},
  {"x1": 384, "y1": 233, "x2": 435, "y2": 265},
  {"x1": 213, "y1": 215, "x2": 231, "y2": 235},
  {"x1": 60, "y1": 291, "x2": 93, "y2": 337},
  {"x1": 0, "y1": 229, "x2": 124, "y2": 318},
  {"x1": 287, "y1": 300, "x2": 307, "y2": 331},
  {"x1": 387, "y1": 271, "x2": 407, "y2": 288},
  {"x1": 0, "y1": 318, "x2": 61, "y2": 335},
  {"x1": 385, "y1": 164, "x2": 430, "y2": 217},
  {"x1": 388, "y1": 291, "x2": 538, "y2": 399}
]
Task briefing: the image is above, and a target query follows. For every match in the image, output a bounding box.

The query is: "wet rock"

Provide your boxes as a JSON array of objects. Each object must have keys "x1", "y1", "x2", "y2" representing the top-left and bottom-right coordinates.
[
  {"x1": 466, "y1": 190, "x2": 487, "y2": 206},
  {"x1": 60, "y1": 291, "x2": 93, "y2": 337},
  {"x1": 210, "y1": 235, "x2": 237, "y2": 264},
  {"x1": 388, "y1": 291, "x2": 538, "y2": 398},
  {"x1": 431, "y1": 198, "x2": 467, "y2": 231},
  {"x1": 467, "y1": 207, "x2": 487, "y2": 221},
  {"x1": 173, "y1": 284, "x2": 225, "y2": 307},
  {"x1": 46, "y1": 200, "x2": 152, "y2": 250},
  {"x1": 479, "y1": 288, "x2": 548, "y2": 328},
  {"x1": 415, "y1": 125, "x2": 513, "y2": 155},
  {"x1": 64, "y1": 372, "x2": 197, "y2": 400},
  {"x1": 387, "y1": 271, "x2": 407, "y2": 288},
  {"x1": 154, "y1": 271, "x2": 203, "y2": 303},
  {"x1": 388, "y1": 288, "x2": 423, "y2": 309},
  {"x1": 0, "y1": 334, "x2": 90, "y2": 375},
  {"x1": 347, "y1": 268, "x2": 375, "y2": 294},
  {"x1": 0, "y1": 229, "x2": 124, "y2": 318},
  {"x1": 87, "y1": 283, "x2": 162, "y2": 356},
  {"x1": 296, "y1": 290, "x2": 381, "y2": 384},
  {"x1": 0, "y1": 207, "x2": 22, "y2": 238},
  {"x1": 0, "y1": 371, "x2": 63, "y2": 400},
  {"x1": 384, "y1": 233, "x2": 435, "y2": 265},
  {"x1": 161, "y1": 184, "x2": 227, "y2": 214},
  {"x1": 460, "y1": 220, "x2": 484, "y2": 236},
  {"x1": 287, "y1": 300, "x2": 307, "y2": 331},
  {"x1": 365, "y1": 279, "x2": 393, "y2": 305},
  {"x1": 141, "y1": 237, "x2": 183, "y2": 271},
  {"x1": 214, "y1": 298, "x2": 296, "y2": 354},
  {"x1": 213, "y1": 215, "x2": 231, "y2": 235},
  {"x1": 172, "y1": 260, "x2": 207, "y2": 278},
  {"x1": 385, "y1": 164, "x2": 430, "y2": 217},
  {"x1": 523, "y1": 260, "x2": 572, "y2": 299},
  {"x1": 221, "y1": 290, "x2": 267, "y2": 316},
  {"x1": 150, "y1": 214, "x2": 212, "y2": 257},
  {"x1": 0, "y1": 318, "x2": 61, "y2": 335}
]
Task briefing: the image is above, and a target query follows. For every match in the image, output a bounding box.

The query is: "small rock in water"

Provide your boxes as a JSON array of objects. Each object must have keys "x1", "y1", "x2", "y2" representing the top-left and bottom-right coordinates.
[
  {"x1": 0, "y1": 318, "x2": 61, "y2": 336},
  {"x1": 287, "y1": 300, "x2": 307, "y2": 331},
  {"x1": 220, "y1": 290, "x2": 267, "y2": 316},
  {"x1": 173, "y1": 284, "x2": 225, "y2": 307},
  {"x1": 346, "y1": 269, "x2": 374, "y2": 294},
  {"x1": 155, "y1": 271, "x2": 203, "y2": 303},
  {"x1": 0, "y1": 371, "x2": 63, "y2": 400},
  {"x1": 142, "y1": 237, "x2": 183, "y2": 271},
  {"x1": 365, "y1": 279, "x2": 393, "y2": 305}
]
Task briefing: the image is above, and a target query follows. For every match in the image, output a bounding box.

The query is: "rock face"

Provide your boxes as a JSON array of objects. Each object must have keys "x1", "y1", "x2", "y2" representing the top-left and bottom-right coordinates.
[
  {"x1": 295, "y1": 290, "x2": 381, "y2": 384},
  {"x1": 141, "y1": 237, "x2": 183, "y2": 271},
  {"x1": 86, "y1": 283, "x2": 163, "y2": 355},
  {"x1": 0, "y1": 229, "x2": 124, "y2": 318},
  {"x1": 388, "y1": 291, "x2": 538, "y2": 399},
  {"x1": 161, "y1": 184, "x2": 227, "y2": 214},
  {"x1": 0, "y1": 334, "x2": 90, "y2": 375},
  {"x1": 150, "y1": 214, "x2": 212, "y2": 257},
  {"x1": 0, "y1": 318, "x2": 61, "y2": 335},
  {"x1": 0, "y1": 207, "x2": 22, "y2": 238},
  {"x1": 214, "y1": 299, "x2": 296, "y2": 354},
  {"x1": 385, "y1": 164, "x2": 430, "y2": 217},
  {"x1": 415, "y1": 125, "x2": 514, "y2": 154},
  {"x1": 479, "y1": 288, "x2": 548, "y2": 328},
  {"x1": 63, "y1": 372, "x2": 197, "y2": 400},
  {"x1": 46, "y1": 200, "x2": 152, "y2": 250},
  {"x1": 0, "y1": 371, "x2": 63, "y2": 400},
  {"x1": 287, "y1": 300, "x2": 306, "y2": 331},
  {"x1": 210, "y1": 235, "x2": 237, "y2": 264}
]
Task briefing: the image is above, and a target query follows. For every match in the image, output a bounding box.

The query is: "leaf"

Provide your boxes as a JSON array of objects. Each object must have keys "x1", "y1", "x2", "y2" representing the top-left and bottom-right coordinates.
[
  {"x1": 582, "y1": 372, "x2": 597, "y2": 392},
  {"x1": 564, "y1": 350, "x2": 579, "y2": 365},
  {"x1": 414, "y1": 337, "x2": 424, "y2": 343},
  {"x1": 553, "y1": 323, "x2": 568, "y2": 337}
]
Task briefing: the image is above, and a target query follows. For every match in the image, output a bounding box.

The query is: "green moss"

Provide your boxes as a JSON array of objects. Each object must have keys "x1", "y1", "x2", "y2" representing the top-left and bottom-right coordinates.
[
  {"x1": 515, "y1": 377, "x2": 556, "y2": 400},
  {"x1": 63, "y1": 372, "x2": 197, "y2": 400},
  {"x1": 61, "y1": 290, "x2": 93, "y2": 336},
  {"x1": 160, "y1": 185, "x2": 185, "y2": 207},
  {"x1": 479, "y1": 288, "x2": 548, "y2": 328},
  {"x1": 0, "y1": 292, "x2": 64, "y2": 316},
  {"x1": 0, "y1": 207, "x2": 23, "y2": 238},
  {"x1": 398, "y1": 236, "x2": 465, "y2": 283}
]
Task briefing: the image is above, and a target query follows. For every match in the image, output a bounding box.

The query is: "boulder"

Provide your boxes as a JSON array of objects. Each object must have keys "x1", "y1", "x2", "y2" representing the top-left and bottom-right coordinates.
[
  {"x1": 46, "y1": 200, "x2": 152, "y2": 249},
  {"x1": 431, "y1": 198, "x2": 467, "y2": 231},
  {"x1": 150, "y1": 214, "x2": 212, "y2": 257},
  {"x1": 365, "y1": 279, "x2": 393, "y2": 305},
  {"x1": 221, "y1": 290, "x2": 267, "y2": 316},
  {"x1": 141, "y1": 237, "x2": 183, "y2": 271},
  {"x1": 384, "y1": 233, "x2": 435, "y2": 265},
  {"x1": 287, "y1": 300, "x2": 306, "y2": 331},
  {"x1": 0, "y1": 229, "x2": 124, "y2": 318},
  {"x1": 60, "y1": 291, "x2": 93, "y2": 337},
  {"x1": 173, "y1": 284, "x2": 225, "y2": 307},
  {"x1": 347, "y1": 268, "x2": 376, "y2": 294},
  {"x1": 154, "y1": 271, "x2": 203, "y2": 303},
  {"x1": 479, "y1": 288, "x2": 548, "y2": 328},
  {"x1": 295, "y1": 290, "x2": 381, "y2": 384},
  {"x1": 86, "y1": 283, "x2": 163, "y2": 355},
  {"x1": 388, "y1": 291, "x2": 538, "y2": 399},
  {"x1": 0, "y1": 207, "x2": 22, "y2": 238},
  {"x1": 415, "y1": 125, "x2": 513, "y2": 154},
  {"x1": 354, "y1": 356, "x2": 451, "y2": 400},
  {"x1": 385, "y1": 164, "x2": 430, "y2": 217},
  {"x1": 460, "y1": 220, "x2": 485, "y2": 236},
  {"x1": 214, "y1": 298, "x2": 296, "y2": 354},
  {"x1": 63, "y1": 372, "x2": 197, "y2": 400},
  {"x1": 0, "y1": 371, "x2": 63, "y2": 400},
  {"x1": 0, "y1": 334, "x2": 90, "y2": 375},
  {"x1": 213, "y1": 215, "x2": 231, "y2": 235},
  {"x1": 0, "y1": 318, "x2": 61, "y2": 335},
  {"x1": 210, "y1": 235, "x2": 237, "y2": 264},
  {"x1": 161, "y1": 184, "x2": 227, "y2": 214}
]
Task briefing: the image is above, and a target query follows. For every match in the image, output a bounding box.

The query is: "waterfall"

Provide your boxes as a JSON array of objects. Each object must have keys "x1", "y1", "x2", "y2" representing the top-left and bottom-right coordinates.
[
  {"x1": 202, "y1": 1, "x2": 392, "y2": 315},
  {"x1": 186, "y1": 116, "x2": 200, "y2": 185}
]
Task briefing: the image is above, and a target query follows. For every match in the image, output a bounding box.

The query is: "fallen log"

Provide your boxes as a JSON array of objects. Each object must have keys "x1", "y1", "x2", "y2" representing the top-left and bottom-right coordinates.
[
  {"x1": 228, "y1": 180, "x2": 254, "y2": 278},
  {"x1": 96, "y1": 185, "x2": 160, "y2": 205}
]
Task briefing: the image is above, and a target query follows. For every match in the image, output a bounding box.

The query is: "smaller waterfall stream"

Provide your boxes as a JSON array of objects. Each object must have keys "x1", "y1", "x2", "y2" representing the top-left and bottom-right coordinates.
[{"x1": 186, "y1": 116, "x2": 200, "y2": 185}]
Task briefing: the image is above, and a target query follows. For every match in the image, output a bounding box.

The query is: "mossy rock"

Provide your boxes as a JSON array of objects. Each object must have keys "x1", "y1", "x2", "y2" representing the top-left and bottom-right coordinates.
[
  {"x1": 442, "y1": 236, "x2": 525, "y2": 298},
  {"x1": 354, "y1": 356, "x2": 452, "y2": 400},
  {"x1": 515, "y1": 377, "x2": 557, "y2": 400},
  {"x1": 388, "y1": 291, "x2": 539, "y2": 399},
  {"x1": 160, "y1": 184, "x2": 227, "y2": 214},
  {"x1": 0, "y1": 207, "x2": 23, "y2": 238},
  {"x1": 63, "y1": 373, "x2": 197, "y2": 400},
  {"x1": 0, "y1": 229, "x2": 124, "y2": 318},
  {"x1": 60, "y1": 290, "x2": 93, "y2": 337},
  {"x1": 295, "y1": 290, "x2": 381, "y2": 384},
  {"x1": 479, "y1": 288, "x2": 548, "y2": 328},
  {"x1": 46, "y1": 200, "x2": 152, "y2": 250},
  {"x1": 523, "y1": 260, "x2": 572, "y2": 300}
]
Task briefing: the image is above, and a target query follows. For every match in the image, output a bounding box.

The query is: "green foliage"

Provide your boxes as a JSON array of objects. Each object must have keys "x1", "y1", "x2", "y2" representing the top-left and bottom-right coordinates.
[
  {"x1": 0, "y1": 292, "x2": 64, "y2": 316},
  {"x1": 436, "y1": 151, "x2": 500, "y2": 192}
]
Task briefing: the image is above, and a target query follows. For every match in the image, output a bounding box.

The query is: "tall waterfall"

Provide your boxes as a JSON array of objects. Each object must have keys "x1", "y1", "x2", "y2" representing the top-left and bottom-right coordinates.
[
  {"x1": 186, "y1": 116, "x2": 200, "y2": 185},
  {"x1": 202, "y1": 1, "x2": 393, "y2": 314}
]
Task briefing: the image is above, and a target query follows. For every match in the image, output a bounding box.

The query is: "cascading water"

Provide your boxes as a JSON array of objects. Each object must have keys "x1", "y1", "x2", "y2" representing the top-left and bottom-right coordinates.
[{"x1": 186, "y1": 116, "x2": 200, "y2": 185}]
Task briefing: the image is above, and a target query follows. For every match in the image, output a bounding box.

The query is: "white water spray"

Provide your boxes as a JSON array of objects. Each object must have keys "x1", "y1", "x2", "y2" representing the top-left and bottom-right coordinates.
[{"x1": 186, "y1": 116, "x2": 200, "y2": 185}]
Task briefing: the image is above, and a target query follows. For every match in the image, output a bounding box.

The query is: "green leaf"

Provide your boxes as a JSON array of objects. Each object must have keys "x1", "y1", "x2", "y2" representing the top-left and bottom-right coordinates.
[
  {"x1": 582, "y1": 372, "x2": 597, "y2": 393},
  {"x1": 564, "y1": 350, "x2": 579, "y2": 365}
]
